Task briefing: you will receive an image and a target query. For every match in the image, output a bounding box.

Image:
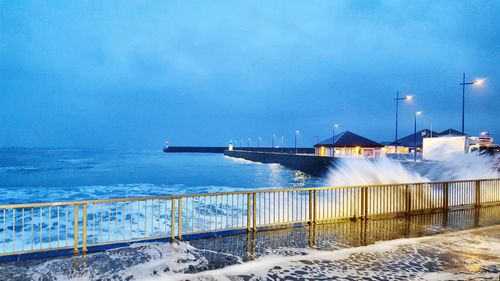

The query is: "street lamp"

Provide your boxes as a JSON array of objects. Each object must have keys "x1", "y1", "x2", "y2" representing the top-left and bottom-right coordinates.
[
  {"x1": 332, "y1": 124, "x2": 339, "y2": 157},
  {"x1": 272, "y1": 134, "x2": 276, "y2": 148},
  {"x1": 394, "y1": 91, "x2": 413, "y2": 154},
  {"x1": 294, "y1": 130, "x2": 300, "y2": 154},
  {"x1": 414, "y1": 111, "x2": 422, "y2": 162},
  {"x1": 460, "y1": 73, "x2": 485, "y2": 133},
  {"x1": 247, "y1": 138, "x2": 251, "y2": 148},
  {"x1": 258, "y1": 136, "x2": 261, "y2": 148}
]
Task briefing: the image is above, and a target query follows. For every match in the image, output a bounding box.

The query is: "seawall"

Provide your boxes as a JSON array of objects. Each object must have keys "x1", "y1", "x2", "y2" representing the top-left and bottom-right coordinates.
[
  {"x1": 224, "y1": 150, "x2": 336, "y2": 176},
  {"x1": 163, "y1": 146, "x2": 227, "y2": 153},
  {"x1": 164, "y1": 146, "x2": 315, "y2": 154}
]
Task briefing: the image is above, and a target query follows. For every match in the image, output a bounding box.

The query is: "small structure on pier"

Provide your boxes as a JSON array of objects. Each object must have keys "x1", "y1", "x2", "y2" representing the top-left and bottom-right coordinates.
[
  {"x1": 314, "y1": 131, "x2": 384, "y2": 158},
  {"x1": 384, "y1": 128, "x2": 466, "y2": 155},
  {"x1": 384, "y1": 129, "x2": 439, "y2": 154}
]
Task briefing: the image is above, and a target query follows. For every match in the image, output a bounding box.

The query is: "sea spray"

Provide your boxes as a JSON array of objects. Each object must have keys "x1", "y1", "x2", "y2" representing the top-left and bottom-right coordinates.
[
  {"x1": 410, "y1": 153, "x2": 500, "y2": 181},
  {"x1": 324, "y1": 157, "x2": 429, "y2": 187},
  {"x1": 325, "y1": 154, "x2": 500, "y2": 187}
]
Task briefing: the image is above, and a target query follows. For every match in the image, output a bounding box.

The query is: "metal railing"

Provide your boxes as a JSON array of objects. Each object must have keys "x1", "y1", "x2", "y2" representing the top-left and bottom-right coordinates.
[{"x1": 1, "y1": 178, "x2": 499, "y2": 257}]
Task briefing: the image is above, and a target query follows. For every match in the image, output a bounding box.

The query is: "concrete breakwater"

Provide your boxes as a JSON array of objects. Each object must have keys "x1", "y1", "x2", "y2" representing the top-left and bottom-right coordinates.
[
  {"x1": 224, "y1": 150, "x2": 336, "y2": 176},
  {"x1": 164, "y1": 146, "x2": 315, "y2": 154}
]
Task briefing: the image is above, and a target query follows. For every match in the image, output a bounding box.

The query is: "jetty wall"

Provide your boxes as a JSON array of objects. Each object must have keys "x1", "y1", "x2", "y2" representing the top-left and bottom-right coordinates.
[
  {"x1": 164, "y1": 146, "x2": 315, "y2": 154},
  {"x1": 224, "y1": 150, "x2": 335, "y2": 176}
]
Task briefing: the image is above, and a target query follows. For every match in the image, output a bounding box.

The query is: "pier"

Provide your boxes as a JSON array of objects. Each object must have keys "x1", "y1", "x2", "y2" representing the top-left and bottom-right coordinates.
[
  {"x1": 163, "y1": 146, "x2": 315, "y2": 154},
  {"x1": 224, "y1": 149, "x2": 334, "y2": 176}
]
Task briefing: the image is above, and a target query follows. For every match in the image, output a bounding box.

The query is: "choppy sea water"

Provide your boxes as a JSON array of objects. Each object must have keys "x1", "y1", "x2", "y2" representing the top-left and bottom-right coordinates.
[{"x1": 0, "y1": 148, "x2": 322, "y2": 204}]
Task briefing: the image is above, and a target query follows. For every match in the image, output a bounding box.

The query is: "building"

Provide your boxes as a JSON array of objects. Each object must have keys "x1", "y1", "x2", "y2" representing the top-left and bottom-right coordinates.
[
  {"x1": 384, "y1": 129, "x2": 439, "y2": 154},
  {"x1": 314, "y1": 131, "x2": 385, "y2": 158},
  {"x1": 438, "y1": 128, "x2": 467, "y2": 137}
]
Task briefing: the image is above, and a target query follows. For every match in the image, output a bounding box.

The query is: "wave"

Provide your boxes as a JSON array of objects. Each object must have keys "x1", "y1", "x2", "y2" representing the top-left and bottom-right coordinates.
[{"x1": 324, "y1": 154, "x2": 500, "y2": 187}]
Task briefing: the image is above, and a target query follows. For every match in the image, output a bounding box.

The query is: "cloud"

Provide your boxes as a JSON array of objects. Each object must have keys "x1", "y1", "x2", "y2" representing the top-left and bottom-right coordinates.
[{"x1": 0, "y1": 1, "x2": 499, "y2": 147}]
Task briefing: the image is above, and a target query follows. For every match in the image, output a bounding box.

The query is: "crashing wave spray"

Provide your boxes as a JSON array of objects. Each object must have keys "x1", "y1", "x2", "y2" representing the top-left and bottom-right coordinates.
[
  {"x1": 325, "y1": 154, "x2": 500, "y2": 187},
  {"x1": 408, "y1": 154, "x2": 500, "y2": 181},
  {"x1": 324, "y1": 157, "x2": 429, "y2": 187}
]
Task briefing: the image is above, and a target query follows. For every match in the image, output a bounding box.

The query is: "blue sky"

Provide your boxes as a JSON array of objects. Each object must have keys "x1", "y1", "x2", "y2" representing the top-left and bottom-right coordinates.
[{"x1": 1, "y1": 1, "x2": 499, "y2": 148}]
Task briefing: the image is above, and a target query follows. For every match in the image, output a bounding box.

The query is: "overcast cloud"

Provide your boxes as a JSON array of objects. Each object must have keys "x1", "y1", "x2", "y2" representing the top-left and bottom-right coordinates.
[{"x1": 1, "y1": 1, "x2": 499, "y2": 148}]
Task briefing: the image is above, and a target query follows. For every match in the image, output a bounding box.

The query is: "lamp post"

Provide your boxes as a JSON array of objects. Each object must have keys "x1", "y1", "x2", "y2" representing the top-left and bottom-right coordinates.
[
  {"x1": 414, "y1": 111, "x2": 422, "y2": 162},
  {"x1": 272, "y1": 134, "x2": 276, "y2": 148},
  {"x1": 294, "y1": 130, "x2": 299, "y2": 154},
  {"x1": 281, "y1": 136, "x2": 284, "y2": 152},
  {"x1": 460, "y1": 73, "x2": 485, "y2": 133},
  {"x1": 247, "y1": 138, "x2": 250, "y2": 148},
  {"x1": 394, "y1": 92, "x2": 413, "y2": 154},
  {"x1": 332, "y1": 124, "x2": 339, "y2": 157},
  {"x1": 257, "y1": 136, "x2": 261, "y2": 148}
]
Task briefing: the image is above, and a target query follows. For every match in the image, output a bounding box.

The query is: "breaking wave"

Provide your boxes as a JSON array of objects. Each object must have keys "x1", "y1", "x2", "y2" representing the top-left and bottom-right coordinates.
[{"x1": 325, "y1": 154, "x2": 500, "y2": 187}]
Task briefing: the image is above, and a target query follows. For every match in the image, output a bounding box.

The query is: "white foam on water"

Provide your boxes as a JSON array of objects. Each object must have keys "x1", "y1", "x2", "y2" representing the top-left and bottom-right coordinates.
[
  {"x1": 157, "y1": 226, "x2": 500, "y2": 281},
  {"x1": 115, "y1": 242, "x2": 209, "y2": 280}
]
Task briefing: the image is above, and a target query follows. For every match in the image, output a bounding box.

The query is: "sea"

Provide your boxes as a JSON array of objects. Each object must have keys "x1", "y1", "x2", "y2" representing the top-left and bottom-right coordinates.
[{"x1": 0, "y1": 148, "x2": 326, "y2": 205}]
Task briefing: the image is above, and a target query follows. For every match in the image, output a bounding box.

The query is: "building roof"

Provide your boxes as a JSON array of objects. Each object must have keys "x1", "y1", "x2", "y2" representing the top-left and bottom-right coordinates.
[
  {"x1": 314, "y1": 131, "x2": 384, "y2": 148},
  {"x1": 438, "y1": 128, "x2": 467, "y2": 136},
  {"x1": 391, "y1": 129, "x2": 439, "y2": 148}
]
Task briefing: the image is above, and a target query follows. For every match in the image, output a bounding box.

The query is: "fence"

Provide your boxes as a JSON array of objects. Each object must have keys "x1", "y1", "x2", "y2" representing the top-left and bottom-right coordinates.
[{"x1": 1, "y1": 178, "x2": 499, "y2": 258}]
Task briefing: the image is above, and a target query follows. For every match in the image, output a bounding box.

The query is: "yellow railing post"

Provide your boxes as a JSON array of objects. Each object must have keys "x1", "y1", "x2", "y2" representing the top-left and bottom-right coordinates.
[
  {"x1": 82, "y1": 204, "x2": 87, "y2": 253},
  {"x1": 171, "y1": 199, "x2": 176, "y2": 240},
  {"x1": 178, "y1": 198, "x2": 183, "y2": 240},
  {"x1": 246, "y1": 193, "x2": 251, "y2": 232},
  {"x1": 313, "y1": 190, "x2": 317, "y2": 224},
  {"x1": 308, "y1": 190, "x2": 313, "y2": 224},
  {"x1": 443, "y1": 183, "x2": 449, "y2": 211},
  {"x1": 252, "y1": 193, "x2": 257, "y2": 231},
  {"x1": 405, "y1": 185, "x2": 411, "y2": 216},
  {"x1": 362, "y1": 187, "x2": 368, "y2": 219},
  {"x1": 475, "y1": 180, "x2": 481, "y2": 207},
  {"x1": 73, "y1": 204, "x2": 79, "y2": 254}
]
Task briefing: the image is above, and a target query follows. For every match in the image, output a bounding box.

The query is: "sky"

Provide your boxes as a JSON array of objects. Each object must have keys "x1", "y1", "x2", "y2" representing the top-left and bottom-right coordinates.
[{"x1": 1, "y1": 0, "x2": 499, "y2": 148}]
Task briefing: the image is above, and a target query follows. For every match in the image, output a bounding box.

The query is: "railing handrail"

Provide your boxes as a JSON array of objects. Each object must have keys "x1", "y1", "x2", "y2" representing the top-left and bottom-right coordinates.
[{"x1": 1, "y1": 178, "x2": 499, "y2": 209}]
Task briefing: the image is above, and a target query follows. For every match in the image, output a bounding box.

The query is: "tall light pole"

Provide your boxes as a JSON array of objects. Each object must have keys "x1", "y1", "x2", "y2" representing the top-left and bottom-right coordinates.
[
  {"x1": 332, "y1": 124, "x2": 339, "y2": 157},
  {"x1": 281, "y1": 136, "x2": 284, "y2": 152},
  {"x1": 414, "y1": 111, "x2": 422, "y2": 162},
  {"x1": 272, "y1": 134, "x2": 276, "y2": 148},
  {"x1": 394, "y1": 92, "x2": 413, "y2": 154},
  {"x1": 313, "y1": 135, "x2": 319, "y2": 144},
  {"x1": 257, "y1": 136, "x2": 261, "y2": 148},
  {"x1": 247, "y1": 138, "x2": 250, "y2": 148},
  {"x1": 294, "y1": 130, "x2": 299, "y2": 154},
  {"x1": 460, "y1": 73, "x2": 485, "y2": 133}
]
